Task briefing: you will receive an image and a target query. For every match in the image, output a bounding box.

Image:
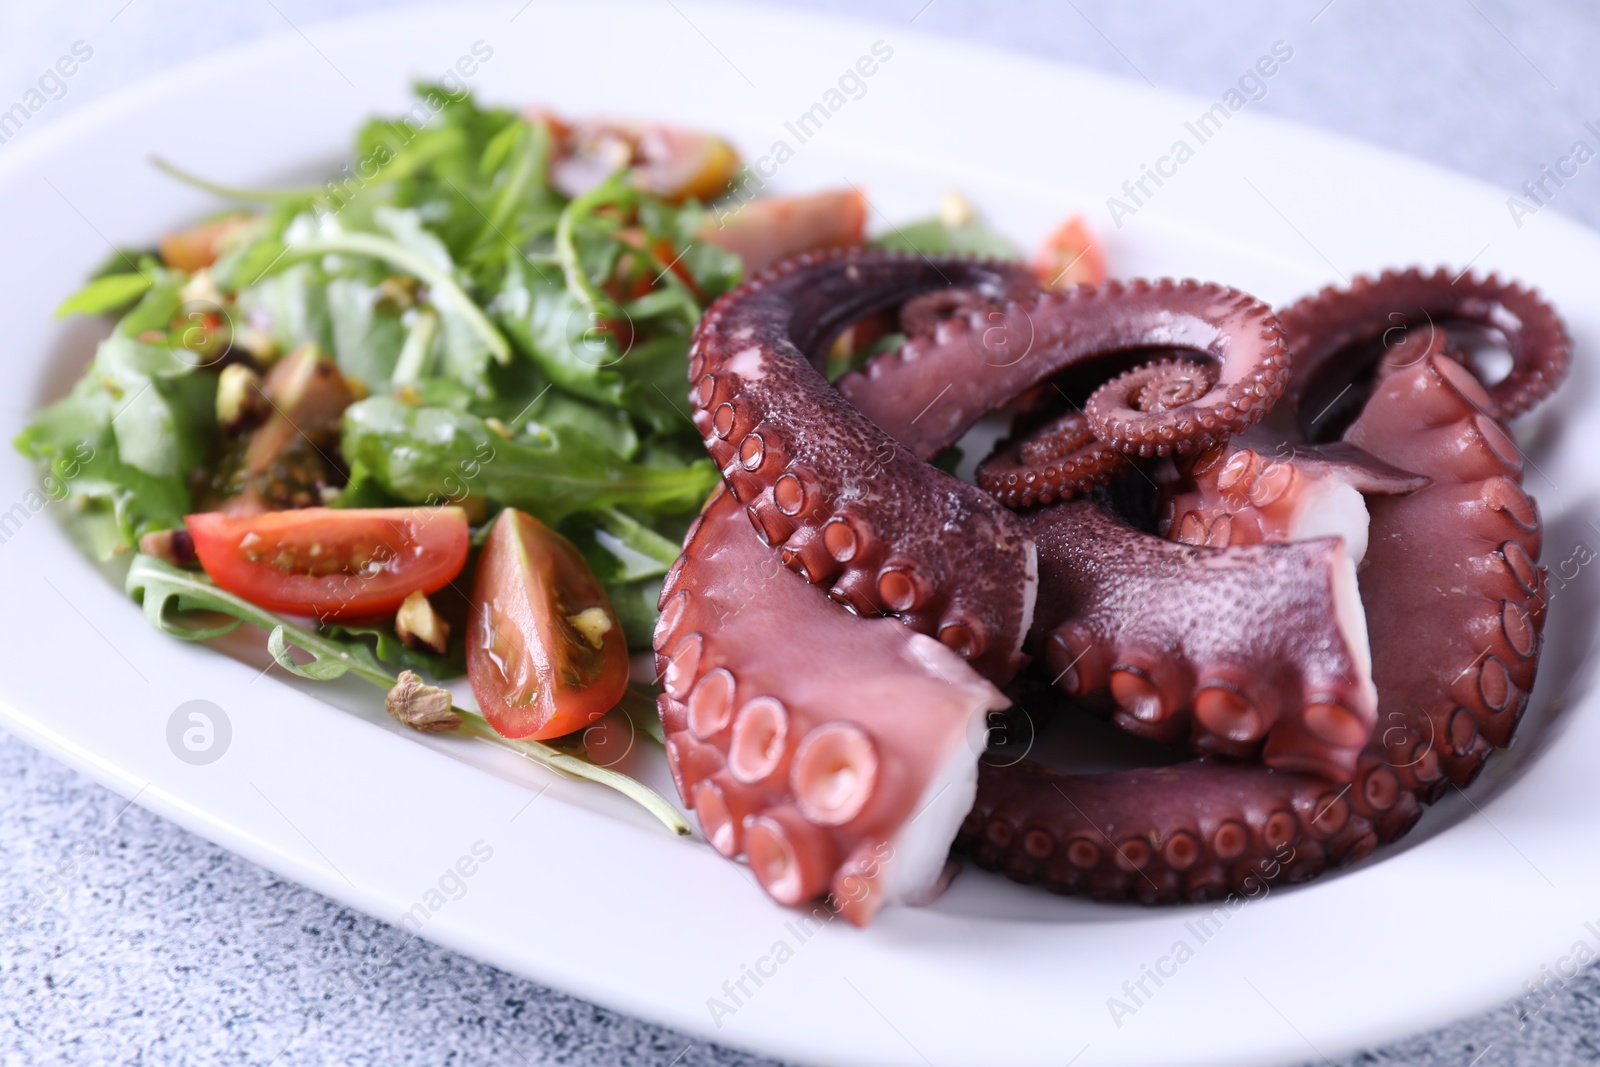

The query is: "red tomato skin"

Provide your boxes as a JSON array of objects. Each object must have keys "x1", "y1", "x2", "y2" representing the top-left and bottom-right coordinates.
[
  {"x1": 185, "y1": 507, "x2": 469, "y2": 620},
  {"x1": 466, "y1": 509, "x2": 628, "y2": 740},
  {"x1": 1032, "y1": 215, "x2": 1107, "y2": 290}
]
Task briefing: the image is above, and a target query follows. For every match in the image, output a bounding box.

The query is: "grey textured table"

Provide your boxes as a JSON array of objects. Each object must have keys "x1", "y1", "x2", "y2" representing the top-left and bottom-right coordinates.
[{"x1": 3, "y1": 2, "x2": 1597, "y2": 1064}]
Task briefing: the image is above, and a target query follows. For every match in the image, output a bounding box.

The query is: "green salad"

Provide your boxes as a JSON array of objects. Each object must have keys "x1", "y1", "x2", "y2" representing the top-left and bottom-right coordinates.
[{"x1": 17, "y1": 85, "x2": 1042, "y2": 831}]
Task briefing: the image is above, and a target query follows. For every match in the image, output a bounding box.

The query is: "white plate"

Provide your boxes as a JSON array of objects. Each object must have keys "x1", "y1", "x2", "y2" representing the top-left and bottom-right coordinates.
[{"x1": 2, "y1": 4, "x2": 1596, "y2": 1066}]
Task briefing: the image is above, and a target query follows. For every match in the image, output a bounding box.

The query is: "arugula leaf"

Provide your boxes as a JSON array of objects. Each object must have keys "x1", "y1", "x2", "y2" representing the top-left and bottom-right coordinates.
[
  {"x1": 495, "y1": 255, "x2": 627, "y2": 403},
  {"x1": 234, "y1": 259, "x2": 334, "y2": 354},
  {"x1": 523, "y1": 392, "x2": 639, "y2": 460},
  {"x1": 341, "y1": 397, "x2": 716, "y2": 522},
  {"x1": 605, "y1": 577, "x2": 668, "y2": 651},
  {"x1": 561, "y1": 506, "x2": 682, "y2": 583},
  {"x1": 125, "y1": 553, "x2": 689, "y2": 835},
  {"x1": 55, "y1": 272, "x2": 153, "y2": 318},
  {"x1": 873, "y1": 214, "x2": 1020, "y2": 259},
  {"x1": 93, "y1": 335, "x2": 217, "y2": 478},
  {"x1": 323, "y1": 618, "x2": 464, "y2": 678},
  {"x1": 16, "y1": 328, "x2": 215, "y2": 550},
  {"x1": 113, "y1": 269, "x2": 186, "y2": 339},
  {"x1": 14, "y1": 383, "x2": 192, "y2": 550},
  {"x1": 465, "y1": 118, "x2": 551, "y2": 265},
  {"x1": 319, "y1": 276, "x2": 400, "y2": 386},
  {"x1": 265, "y1": 228, "x2": 511, "y2": 366}
]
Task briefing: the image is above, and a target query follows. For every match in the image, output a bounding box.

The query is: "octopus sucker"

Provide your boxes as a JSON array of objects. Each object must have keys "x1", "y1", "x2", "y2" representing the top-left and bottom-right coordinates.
[
  {"x1": 839, "y1": 275, "x2": 1291, "y2": 462},
  {"x1": 976, "y1": 410, "x2": 1130, "y2": 507},
  {"x1": 690, "y1": 247, "x2": 1042, "y2": 680},
  {"x1": 1343, "y1": 339, "x2": 1551, "y2": 787},
  {"x1": 654, "y1": 489, "x2": 1006, "y2": 923},
  {"x1": 1159, "y1": 428, "x2": 1430, "y2": 562},
  {"x1": 657, "y1": 253, "x2": 1568, "y2": 920},
  {"x1": 1024, "y1": 500, "x2": 1379, "y2": 781}
]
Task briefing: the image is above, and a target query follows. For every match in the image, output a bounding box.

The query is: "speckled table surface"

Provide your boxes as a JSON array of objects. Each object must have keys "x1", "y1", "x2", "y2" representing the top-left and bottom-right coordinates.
[{"x1": 3, "y1": 2, "x2": 1598, "y2": 1065}]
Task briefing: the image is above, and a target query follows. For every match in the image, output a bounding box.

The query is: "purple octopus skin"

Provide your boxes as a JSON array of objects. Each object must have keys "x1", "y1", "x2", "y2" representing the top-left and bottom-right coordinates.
[
  {"x1": 962, "y1": 292, "x2": 1555, "y2": 905},
  {"x1": 976, "y1": 409, "x2": 1131, "y2": 509},
  {"x1": 663, "y1": 252, "x2": 1562, "y2": 916},
  {"x1": 1023, "y1": 500, "x2": 1378, "y2": 783},
  {"x1": 1278, "y1": 266, "x2": 1571, "y2": 425},
  {"x1": 1158, "y1": 426, "x2": 1430, "y2": 557},
  {"x1": 1344, "y1": 332, "x2": 1546, "y2": 787},
  {"x1": 688, "y1": 250, "x2": 1297, "y2": 681},
  {"x1": 655, "y1": 489, "x2": 1007, "y2": 925},
  {"x1": 687, "y1": 247, "x2": 1042, "y2": 681},
  {"x1": 838, "y1": 277, "x2": 1291, "y2": 460}
]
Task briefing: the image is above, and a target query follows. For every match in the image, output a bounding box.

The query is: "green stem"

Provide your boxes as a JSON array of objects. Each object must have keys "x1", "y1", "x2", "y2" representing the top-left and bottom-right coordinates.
[
  {"x1": 281, "y1": 233, "x2": 512, "y2": 364},
  {"x1": 130, "y1": 556, "x2": 689, "y2": 835},
  {"x1": 598, "y1": 506, "x2": 683, "y2": 570},
  {"x1": 391, "y1": 308, "x2": 439, "y2": 386},
  {"x1": 556, "y1": 179, "x2": 632, "y2": 315},
  {"x1": 468, "y1": 122, "x2": 546, "y2": 262},
  {"x1": 456, "y1": 718, "x2": 685, "y2": 833},
  {"x1": 625, "y1": 236, "x2": 705, "y2": 327},
  {"x1": 151, "y1": 156, "x2": 323, "y2": 203}
]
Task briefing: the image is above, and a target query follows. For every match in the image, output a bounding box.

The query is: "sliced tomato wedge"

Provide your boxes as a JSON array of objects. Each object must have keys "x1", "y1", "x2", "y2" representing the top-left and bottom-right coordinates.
[
  {"x1": 467, "y1": 509, "x2": 628, "y2": 740},
  {"x1": 1031, "y1": 215, "x2": 1107, "y2": 290},
  {"x1": 185, "y1": 507, "x2": 469, "y2": 620}
]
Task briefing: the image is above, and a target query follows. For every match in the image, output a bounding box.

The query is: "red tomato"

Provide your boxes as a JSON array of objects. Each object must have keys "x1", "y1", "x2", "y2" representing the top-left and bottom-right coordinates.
[
  {"x1": 699, "y1": 189, "x2": 866, "y2": 273},
  {"x1": 467, "y1": 509, "x2": 628, "y2": 740},
  {"x1": 185, "y1": 507, "x2": 469, "y2": 620},
  {"x1": 1032, "y1": 215, "x2": 1107, "y2": 290},
  {"x1": 159, "y1": 213, "x2": 252, "y2": 272}
]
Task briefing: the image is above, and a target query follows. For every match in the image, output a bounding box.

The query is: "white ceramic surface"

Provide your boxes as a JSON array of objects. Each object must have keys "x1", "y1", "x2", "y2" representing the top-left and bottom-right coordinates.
[{"x1": 1, "y1": 4, "x2": 1596, "y2": 1066}]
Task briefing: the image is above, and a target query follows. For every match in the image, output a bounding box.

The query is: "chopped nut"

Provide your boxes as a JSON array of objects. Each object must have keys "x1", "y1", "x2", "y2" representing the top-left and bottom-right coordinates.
[
  {"x1": 395, "y1": 589, "x2": 451, "y2": 654},
  {"x1": 180, "y1": 268, "x2": 224, "y2": 307},
  {"x1": 567, "y1": 606, "x2": 613, "y2": 650},
  {"x1": 233, "y1": 325, "x2": 280, "y2": 364},
  {"x1": 375, "y1": 276, "x2": 420, "y2": 313},
  {"x1": 216, "y1": 363, "x2": 266, "y2": 433},
  {"x1": 395, "y1": 384, "x2": 423, "y2": 406},
  {"x1": 484, "y1": 417, "x2": 515, "y2": 440},
  {"x1": 938, "y1": 189, "x2": 975, "y2": 229},
  {"x1": 385, "y1": 670, "x2": 461, "y2": 733},
  {"x1": 137, "y1": 527, "x2": 197, "y2": 567}
]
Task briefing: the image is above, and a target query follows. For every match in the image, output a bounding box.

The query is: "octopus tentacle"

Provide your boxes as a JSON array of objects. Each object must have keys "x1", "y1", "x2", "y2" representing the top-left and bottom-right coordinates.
[
  {"x1": 839, "y1": 277, "x2": 1292, "y2": 460},
  {"x1": 1158, "y1": 426, "x2": 1429, "y2": 558},
  {"x1": 1084, "y1": 355, "x2": 1223, "y2": 456},
  {"x1": 899, "y1": 287, "x2": 999, "y2": 337},
  {"x1": 963, "y1": 316, "x2": 1555, "y2": 904},
  {"x1": 655, "y1": 489, "x2": 1007, "y2": 924},
  {"x1": 1279, "y1": 266, "x2": 1571, "y2": 425},
  {"x1": 688, "y1": 247, "x2": 1041, "y2": 680},
  {"x1": 975, "y1": 410, "x2": 1129, "y2": 508},
  {"x1": 1344, "y1": 339, "x2": 1546, "y2": 786},
  {"x1": 667, "y1": 247, "x2": 1563, "y2": 916},
  {"x1": 959, "y1": 739, "x2": 1439, "y2": 905},
  {"x1": 1026, "y1": 500, "x2": 1378, "y2": 782}
]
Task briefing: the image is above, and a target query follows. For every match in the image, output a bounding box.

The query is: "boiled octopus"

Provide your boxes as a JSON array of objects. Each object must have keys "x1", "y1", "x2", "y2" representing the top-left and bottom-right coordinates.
[{"x1": 653, "y1": 249, "x2": 1569, "y2": 922}]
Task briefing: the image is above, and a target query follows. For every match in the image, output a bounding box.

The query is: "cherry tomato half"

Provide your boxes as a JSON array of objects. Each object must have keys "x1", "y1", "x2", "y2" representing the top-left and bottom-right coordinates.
[
  {"x1": 467, "y1": 509, "x2": 628, "y2": 740},
  {"x1": 185, "y1": 507, "x2": 469, "y2": 620}
]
